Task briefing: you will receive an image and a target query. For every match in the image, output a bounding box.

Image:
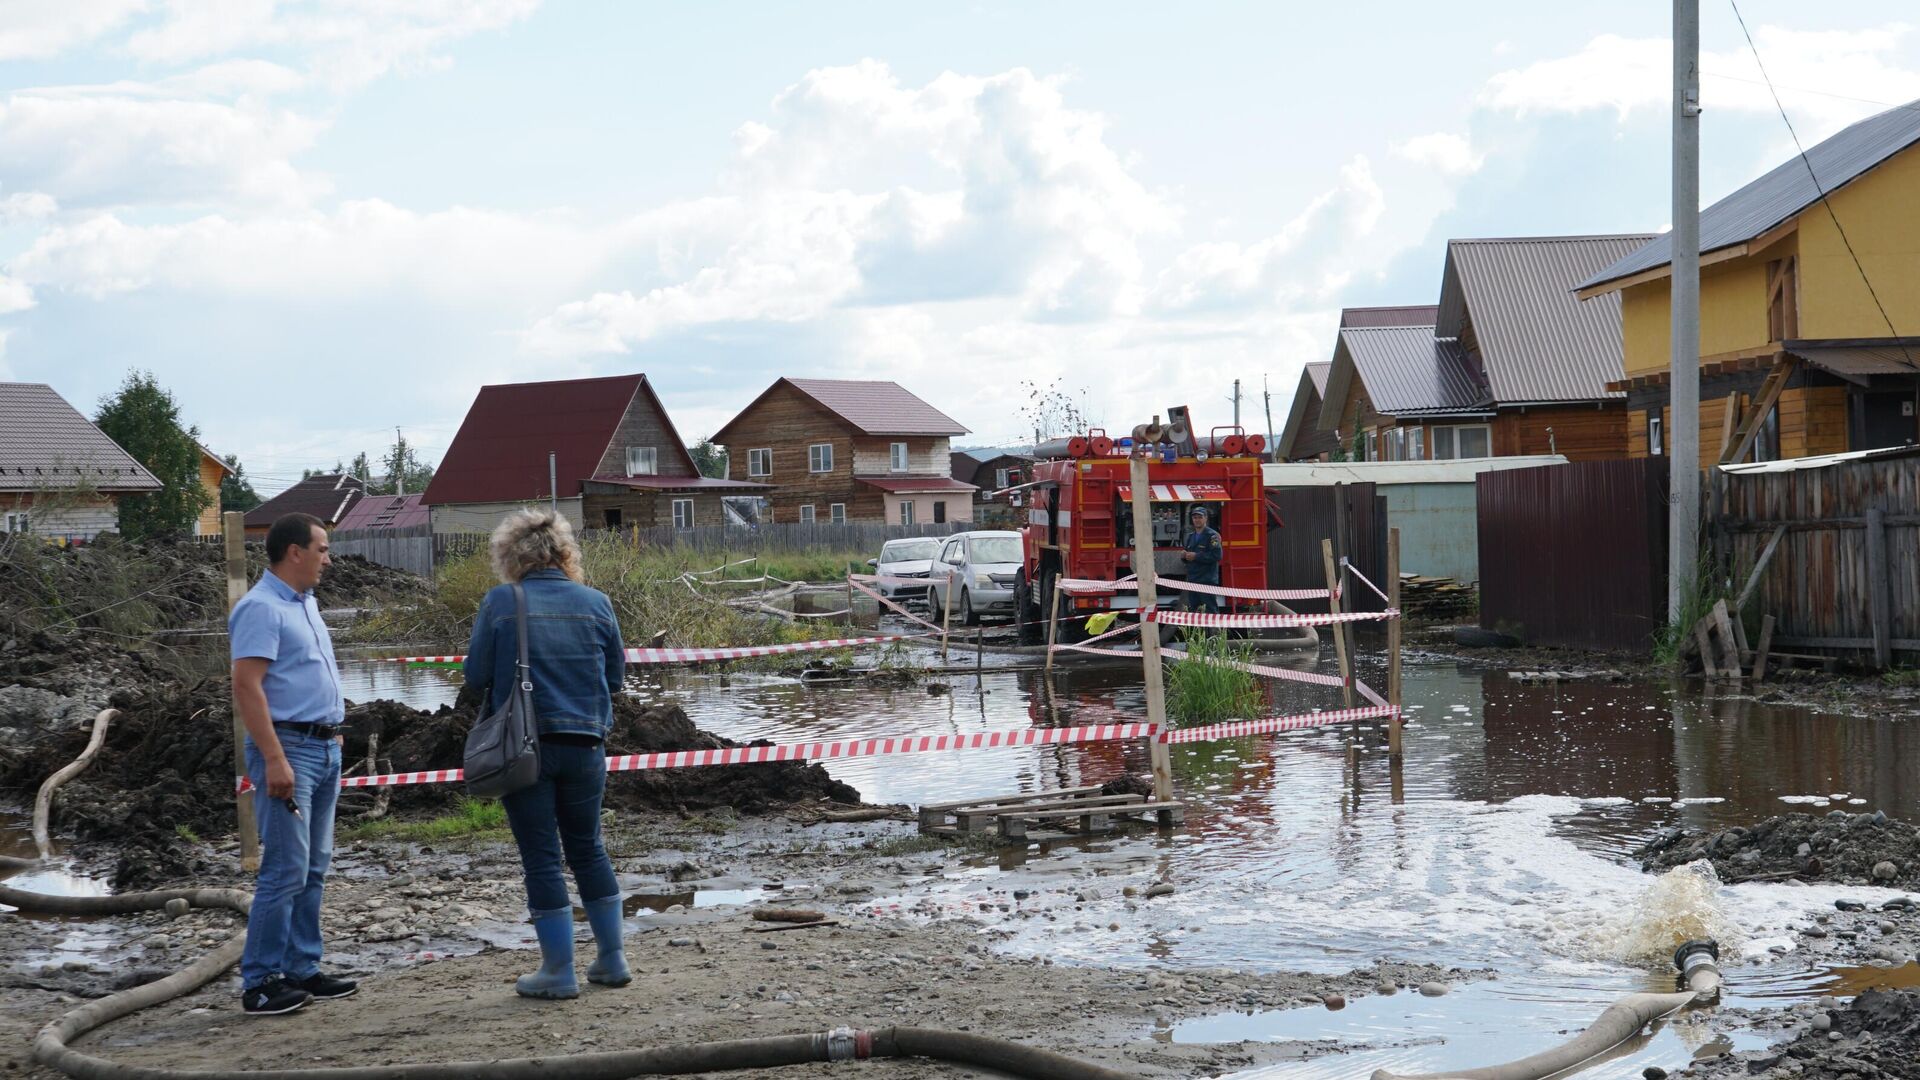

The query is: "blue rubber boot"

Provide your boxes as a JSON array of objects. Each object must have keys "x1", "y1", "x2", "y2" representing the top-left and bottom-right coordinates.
[
  {"x1": 584, "y1": 895, "x2": 631, "y2": 987},
  {"x1": 516, "y1": 906, "x2": 579, "y2": 1000}
]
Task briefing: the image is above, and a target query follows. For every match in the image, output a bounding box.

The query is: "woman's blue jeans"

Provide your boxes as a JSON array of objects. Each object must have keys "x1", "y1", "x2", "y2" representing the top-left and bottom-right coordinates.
[{"x1": 501, "y1": 740, "x2": 619, "y2": 912}]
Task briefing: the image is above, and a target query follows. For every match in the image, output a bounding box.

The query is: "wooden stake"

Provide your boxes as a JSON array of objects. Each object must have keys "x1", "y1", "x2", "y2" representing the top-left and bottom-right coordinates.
[
  {"x1": 1387, "y1": 527, "x2": 1403, "y2": 761},
  {"x1": 1321, "y1": 539, "x2": 1354, "y2": 709},
  {"x1": 223, "y1": 511, "x2": 261, "y2": 873},
  {"x1": 940, "y1": 571, "x2": 955, "y2": 663},
  {"x1": 1866, "y1": 507, "x2": 1892, "y2": 671},
  {"x1": 1044, "y1": 582, "x2": 1062, "y2": 674},
  {"x1": 1752, "y1": 613, "x2": 1775, "y2": 682},
  {"x1": 1129, "y1": 452, "x2": 1173, "y2": 804},
  {"x1": 1734, "y1": 524, "x2": 1786, "y2": 612}
]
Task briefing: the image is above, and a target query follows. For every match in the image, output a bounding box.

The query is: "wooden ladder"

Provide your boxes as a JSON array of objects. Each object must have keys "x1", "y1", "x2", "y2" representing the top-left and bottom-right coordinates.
[{"x1": 1720, "y1": 354, "x2": 1795, "y2": 465}]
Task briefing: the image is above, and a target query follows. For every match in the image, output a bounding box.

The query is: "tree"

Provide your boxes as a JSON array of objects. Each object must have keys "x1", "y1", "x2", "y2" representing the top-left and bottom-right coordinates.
[
  {"x1": 93, "y1": 371, "x2": 214, "y2": 539},
  {"x1": 220, "y1": 454, "x2": 263, "y2": 514},
  {"x1": 688, "y1": 437, "x2": 727, "y2": 479},
  {"x1": 376, "y1": 432, "x2": 435, "y2": 495},
  {"x1": 1017, "y1": 378, "x2": 1093, "y2": 445},
  {"x1": 347, "y1": 452, "x2": 375, "y2": 486}
]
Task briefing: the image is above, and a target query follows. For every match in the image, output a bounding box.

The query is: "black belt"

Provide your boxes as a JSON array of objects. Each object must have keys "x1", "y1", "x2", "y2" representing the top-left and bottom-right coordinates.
[{"x1": 273, "y1": 721, "x2": 340, "y2": 738}]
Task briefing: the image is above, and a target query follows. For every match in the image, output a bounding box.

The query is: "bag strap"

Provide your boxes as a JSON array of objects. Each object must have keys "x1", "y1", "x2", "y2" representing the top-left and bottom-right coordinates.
[{"x1": 511, "y1": 582, "x2": 532, "y2": 692}]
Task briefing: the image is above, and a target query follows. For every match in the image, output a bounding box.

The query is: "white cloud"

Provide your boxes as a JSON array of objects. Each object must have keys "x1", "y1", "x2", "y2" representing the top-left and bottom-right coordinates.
[
  {"x1": 0, "y1": 191, "x2": 59, "y2": 223},
  {"x1": 1479, "y1": 24, "x2": 1920, "y2": 138},
  {"x1": 0, "y1": 0, "x2": 145, "y2": 60},
  {"x1": 0, "y1": 274, "x2": 33, "y2": 314},
  {"x1": 1392, "y1": 132, "x2": 1485, "y2": 177}
]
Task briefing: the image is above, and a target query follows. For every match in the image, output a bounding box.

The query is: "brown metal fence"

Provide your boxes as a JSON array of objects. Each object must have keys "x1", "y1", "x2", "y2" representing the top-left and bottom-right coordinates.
[
  {"x1": 1477, "y1": 458, "x2": 1669, "y2": 651},
  {"x1": 1264, "y1": 482, "x2": 1388, "y2": 614},
  {"x1": 1718, "y1": 448, "x2": 1920, "y2": 666}
]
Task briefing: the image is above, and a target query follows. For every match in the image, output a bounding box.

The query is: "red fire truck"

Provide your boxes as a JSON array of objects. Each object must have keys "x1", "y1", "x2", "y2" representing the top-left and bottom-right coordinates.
[{"x1": 1009, "y1": 412, "x2": 1270, "y2": 641}]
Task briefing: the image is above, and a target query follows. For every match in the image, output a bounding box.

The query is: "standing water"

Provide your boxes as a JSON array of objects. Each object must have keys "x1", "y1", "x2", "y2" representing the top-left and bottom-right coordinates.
[{"x1": 337, "y1": 646, "x2": 1920, "y2": 1076}]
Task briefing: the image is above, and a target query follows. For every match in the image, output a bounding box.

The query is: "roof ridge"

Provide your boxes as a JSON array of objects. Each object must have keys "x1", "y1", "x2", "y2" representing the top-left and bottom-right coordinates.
[
  {"x1": 1451, "y1": 233, "x2": 1660, "y2": 245},
  {"x1": 477, "y1": 372, "x2": 646, "y2": 391}
]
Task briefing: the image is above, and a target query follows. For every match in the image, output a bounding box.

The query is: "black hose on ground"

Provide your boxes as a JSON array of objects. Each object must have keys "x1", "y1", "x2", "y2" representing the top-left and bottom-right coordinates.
[{"x1": 1, "y1": 883, "x2": 1141, "y2": 1080}]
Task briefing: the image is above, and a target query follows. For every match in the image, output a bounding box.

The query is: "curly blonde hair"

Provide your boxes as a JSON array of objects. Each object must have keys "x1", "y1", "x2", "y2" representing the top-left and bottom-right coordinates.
[{"x1": 489, "y1": 508, "x2": 584, "y2": 584}]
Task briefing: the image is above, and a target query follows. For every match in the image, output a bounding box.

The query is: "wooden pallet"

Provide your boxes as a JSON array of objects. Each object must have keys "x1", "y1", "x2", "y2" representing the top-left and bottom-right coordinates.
[{"x1": 918, "y1": 787, "x2": 1185, "y2": 841}]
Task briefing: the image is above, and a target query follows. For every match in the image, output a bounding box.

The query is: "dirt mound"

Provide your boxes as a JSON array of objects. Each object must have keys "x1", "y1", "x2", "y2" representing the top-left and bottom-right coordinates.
[
  {"x1": 1636, "y1": 812, "x2": 1920, "y2": 887},
  {"x1": 1725, "y1": 989, "x2": 1920, "y2": 1079}
]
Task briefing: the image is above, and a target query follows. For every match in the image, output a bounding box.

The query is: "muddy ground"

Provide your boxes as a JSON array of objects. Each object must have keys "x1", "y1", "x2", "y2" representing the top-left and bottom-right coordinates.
[
  {"x1": 2, "y1": 814, "x2": 1480, "y2": 1079},
  {"x1": 1638, "y1": 812, "x2": 1920, "y2": 889}
]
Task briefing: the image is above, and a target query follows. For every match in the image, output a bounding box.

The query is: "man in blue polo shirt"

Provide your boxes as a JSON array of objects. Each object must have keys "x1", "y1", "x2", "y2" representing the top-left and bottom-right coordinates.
[{"x1": 230, "y1": 512, "x2": 356, "y2": 1016}]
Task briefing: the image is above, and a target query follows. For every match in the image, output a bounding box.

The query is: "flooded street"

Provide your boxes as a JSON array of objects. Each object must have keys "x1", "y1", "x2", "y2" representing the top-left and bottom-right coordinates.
[{"x1": 331, "y1": 642, "x2": 1920, "y2": 1078}]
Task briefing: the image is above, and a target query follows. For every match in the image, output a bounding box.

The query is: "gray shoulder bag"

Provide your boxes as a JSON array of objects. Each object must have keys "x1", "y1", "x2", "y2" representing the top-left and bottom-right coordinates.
[{"x1": 463, "y1": 583, "x2": 542, "y2": 797}]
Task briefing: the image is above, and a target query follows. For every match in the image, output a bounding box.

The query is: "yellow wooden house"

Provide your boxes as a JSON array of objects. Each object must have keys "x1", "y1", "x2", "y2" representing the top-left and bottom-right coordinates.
[
  {"x1": 195, "y1": 443, "x2": 234, "y2": 536},
  {"x1": 1578, "y1": 100, "x2": 1920, "y2": 462}
]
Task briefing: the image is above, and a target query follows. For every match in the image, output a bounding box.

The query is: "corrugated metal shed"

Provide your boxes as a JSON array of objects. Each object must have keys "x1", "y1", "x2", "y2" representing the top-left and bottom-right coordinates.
[
  {"x1": 1581, "y1": 97, "x2": 1920, "y2": 291},
  {"x1": 0, "y1": 382, "x2": 162, "y2": 493},
  {"x1": 1436, "y1": 235, "x2": 1654, "y2": 403},
  {"x1": 1340, "y1": 305, "x2": 1440, "y2": 329},
  {"x1": 1318, "y1": 326, "x2": 1491, "y2": 431}
]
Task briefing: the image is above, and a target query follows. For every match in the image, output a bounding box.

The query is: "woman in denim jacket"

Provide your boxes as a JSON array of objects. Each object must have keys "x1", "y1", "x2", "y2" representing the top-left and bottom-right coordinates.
[{"x1": 463, "y1": 509, "x2": 628, "y2": 999}]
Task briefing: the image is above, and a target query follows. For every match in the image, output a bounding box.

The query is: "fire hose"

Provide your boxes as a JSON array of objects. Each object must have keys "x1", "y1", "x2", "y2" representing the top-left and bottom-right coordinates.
[
  {"x1": 1370, "y1": 941, "x2": 1723, "y2": 1080},
  {"x1": 0, "y1": 882, "x2": 1142, "y2": 1080}
]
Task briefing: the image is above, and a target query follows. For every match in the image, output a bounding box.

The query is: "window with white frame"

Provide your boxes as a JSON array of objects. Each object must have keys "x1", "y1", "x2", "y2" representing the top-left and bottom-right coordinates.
[
  {"x1": 798, "y1": 504, "x2": 816, "y2": 524},
  {"x1": 994, "y1": 467, "x2": 1011, "y2": 489},
  {"x1": 1648, "y1": 414, "x2": 1665, "y2": 456},
  {"x1": 1456, "y1": 424, "x2": 1492, "y2": 458},
  {"x1": 1408, "y1": 427, "x2": 1425, "y2": 460},
  {"x1": 808, "y1": 443, "x2": 833, "y2": 472},
  {"x1": 672, "y1": 499, "x2": 694, "y2": 529},
  {"x1": 1431, "y1": 426, "x2": 1455, "y2": 459},
  {"x1": 899, "y1": 501, "x2": 915, "y2": 525},
  {"x1": 625, "y1": 446, "x2": 657, "y2": 476},
  {"x1": 1384, "y1": 428, "x2": 1406, "y2": 461},
  {"x1": 2, "y1": 511, "x2": 28, "y2": 533},
  {"x1": 747, "y1": 448, "x2": 772, "y2": 477},
  {"x1": 829, "y1": 503, "x2": 846, "y2": 524},
  {"x1": 889, "y1": 442, "x2": 908, "y2": 471}
]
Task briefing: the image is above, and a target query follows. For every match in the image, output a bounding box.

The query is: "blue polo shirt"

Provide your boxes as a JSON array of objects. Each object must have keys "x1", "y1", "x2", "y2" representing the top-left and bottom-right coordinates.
[{"x1": 229, "y1": 569, "x2": 346, "y2": 728}]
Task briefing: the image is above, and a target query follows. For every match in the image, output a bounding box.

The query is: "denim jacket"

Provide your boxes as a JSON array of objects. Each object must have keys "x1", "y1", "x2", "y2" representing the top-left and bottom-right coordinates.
[{"x1": 462, "y1": 569, "x2": 626, "y2": 739}]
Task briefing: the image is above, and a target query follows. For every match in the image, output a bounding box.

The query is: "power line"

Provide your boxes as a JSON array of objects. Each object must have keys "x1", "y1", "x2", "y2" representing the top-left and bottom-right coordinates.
[{"x1": 1727, "y1": 0, "x2": 1920, "y2": 375}]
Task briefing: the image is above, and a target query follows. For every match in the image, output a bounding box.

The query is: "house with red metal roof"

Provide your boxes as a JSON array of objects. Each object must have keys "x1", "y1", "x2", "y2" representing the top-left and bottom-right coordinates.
[
  {"x1": 711, "y1": 378, "x2": 975, "y2": 525},
  {"x1": 333, "y1": 492, "x2": 428, "y2": 532},
  {"x1": 422, "y1": 373, "x2": 769, "y2": 534}
]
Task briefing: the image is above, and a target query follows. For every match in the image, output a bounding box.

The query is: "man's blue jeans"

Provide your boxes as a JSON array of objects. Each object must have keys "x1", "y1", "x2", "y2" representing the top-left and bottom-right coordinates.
[
  {"x1": 501, "y1": 740, "x2": 619, "y2": 912},
  {"x1": 241, "y1": 731, "x2": 341, "y2": 990}
]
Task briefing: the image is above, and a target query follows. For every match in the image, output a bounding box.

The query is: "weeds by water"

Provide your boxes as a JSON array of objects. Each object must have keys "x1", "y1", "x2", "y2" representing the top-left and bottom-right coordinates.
[
  {"x1": 1167, "y1": 630, "x2": 1262, "y2": 724},
  {"x1": 342, "y1": 797, "x2": 507, "y2": 842},
  {"x1": 345, "y1": 536, "x2": 871, "y2": 651},
  {"x1": 1651, "y1": 548, "x2": 1722, "y2": 667}
]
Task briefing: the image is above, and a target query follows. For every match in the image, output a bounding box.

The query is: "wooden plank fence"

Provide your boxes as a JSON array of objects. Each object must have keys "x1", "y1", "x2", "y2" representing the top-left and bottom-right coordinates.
[
  {"x1": 331, "y1": 524, "x2": 434, "y2": 578},
  {"x1": 1718, "y1": 450, "x2": 1920, "y2": 668}
]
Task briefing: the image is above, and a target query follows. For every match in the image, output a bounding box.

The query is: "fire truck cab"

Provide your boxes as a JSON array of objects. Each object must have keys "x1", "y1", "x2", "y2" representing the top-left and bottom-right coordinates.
[{"x1": 1009, "y1": 413, "x2": 1270, "y2": 641}]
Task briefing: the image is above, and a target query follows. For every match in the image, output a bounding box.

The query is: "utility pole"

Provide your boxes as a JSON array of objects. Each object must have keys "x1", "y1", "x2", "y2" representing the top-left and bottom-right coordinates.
[
  {"x1": 1669, "y1": 0, "x2": 1702, "y2": 621},
  {"x1": 1262, "y1": 376, "x2": 1275, "y2": 462},
  {"x1": 1229, "y1": 379, "x2": 1242, "y2": 430},
  {"x1": 548, "y1": 451, "x2": 558, "y2": 518},
  {"x1": 394, "y1": 426, "x2": 404, "y2": 496}
]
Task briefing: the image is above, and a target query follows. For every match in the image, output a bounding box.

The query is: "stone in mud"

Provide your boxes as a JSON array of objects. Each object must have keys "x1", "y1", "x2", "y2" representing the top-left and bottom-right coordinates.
[
  {"x1": 1419, "y1": 982, "x2": 1449, "y2": 997},
  {"x1": 1875, "y1": 861, "x2": 1899, "y2": 881},
  {"x1": 1635, "y1": 813, "x2": 1920, "y2": 889},
  {"x1": 163, "y1": 898, "x2": 190, "y2": 918},
  {"x1": 1144, "y1": 883, "x2": 1175, "y2": 899},
  {"x1": 1321, "y1": 993, "x2": 1346, "y2": 1010}
]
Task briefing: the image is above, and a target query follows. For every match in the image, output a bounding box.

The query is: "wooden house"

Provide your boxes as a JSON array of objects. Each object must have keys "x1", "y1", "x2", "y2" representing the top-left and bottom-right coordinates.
[
  {"x1": 195, "y1": 443, "x2": 234, "y2": 536},
  {"x1": 423, "y1": 373, "x2": 770, "y2": 534},
  {"x1": 1579, "y1": 99, "x2": 1920, "y2": 462},
  {"x1": 950, "y1": 447, "x2": 1034, "y2": 526},
  {"x1": 713, "y1": 378, "x2": 975, "y2": 524},
  {"x1": 1319, "y1": 236, "x2": 1648, "y2": 462},
  {"x1": 1274, "y1": 362, "x2": 1336, "y2": 462},
  {"x1": 0, "y1": 382, "x2": 161, "y2": 540}
]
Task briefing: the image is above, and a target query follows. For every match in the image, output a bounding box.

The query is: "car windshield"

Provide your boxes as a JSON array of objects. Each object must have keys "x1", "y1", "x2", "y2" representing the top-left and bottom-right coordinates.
[
  {"x1": 882, "y1": 539, "x2": 939, "y2": 562},
  {"x1": 970, "y1": 537, "x2": 1022, "y2": 564}
]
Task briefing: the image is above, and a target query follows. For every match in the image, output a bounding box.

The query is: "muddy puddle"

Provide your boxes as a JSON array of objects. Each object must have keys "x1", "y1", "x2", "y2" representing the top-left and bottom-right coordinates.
[{"x1": 309, "y1": 645, "x2": 1920, "y2": 1075}]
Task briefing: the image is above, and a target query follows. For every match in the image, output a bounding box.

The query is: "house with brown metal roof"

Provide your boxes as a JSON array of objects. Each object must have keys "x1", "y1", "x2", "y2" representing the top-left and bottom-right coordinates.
[
  {"x1": 0, "y1": 382, "x2": 163, "y2": 541},
  {"x1": 243, "y1": 473, "x2": 368, "y2": 538},
  {"x1": 1318, "y1": 237, "x2": 1649, "y2": 462},
  {"x1": 423, "y1": 373, "x2": 770, "y2": 534},
  {"x1": 713, "y1": 378, "x2": 975, "y2": 524},
  {"x1": 1274, "y1": 362, "x2": 1337, "y2": 462}
]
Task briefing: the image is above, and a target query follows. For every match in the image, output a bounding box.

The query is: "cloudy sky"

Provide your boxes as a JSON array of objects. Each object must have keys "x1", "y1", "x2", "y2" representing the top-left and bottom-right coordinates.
[{"x1": 4, "y1": 1, "x2": 1918, "y2": 494}]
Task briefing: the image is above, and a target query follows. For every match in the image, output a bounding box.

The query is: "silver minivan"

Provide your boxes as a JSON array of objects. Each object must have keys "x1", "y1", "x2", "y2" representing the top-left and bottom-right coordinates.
[{"x1": 927, "y1": 530, "x2": 1025, "y2": 625}]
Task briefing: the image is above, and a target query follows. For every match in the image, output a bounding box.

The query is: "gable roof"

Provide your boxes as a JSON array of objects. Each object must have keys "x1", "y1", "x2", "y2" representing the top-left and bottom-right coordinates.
[
  {"x1": 1318, "y1": 326, "x2": 1492, "y2": 431},
  {"x1": 333, "y1": 492, "x2": 427, "y2": 531},
  {"x1": 1580, "y1": 98, "x2": 1920, "y2": 294},
  {"x1": 1276, "y1": 363, "x2": 1334, "y2": 460},
  {"x1": 715, "y1": 378, "x2": 967, "y2": 442},
  {"x1": 1437, "y1": 235, "x2": 1654, "y2": 402},
  {"x1": 423, "y1": 374, "x2": 694, "y2": 506},
  {"x1": 197, "y1": 442, "x2": 235, "y2": 477},
  {"x1": 244, "y1": 474, "x2": 366, "y2": 529},
  {"x1": 1340, "y1": 304, "x2": 1439, "y2": 329},
  {"x1": 0, "y1": 382, "x2": 162, "y2": 494}
]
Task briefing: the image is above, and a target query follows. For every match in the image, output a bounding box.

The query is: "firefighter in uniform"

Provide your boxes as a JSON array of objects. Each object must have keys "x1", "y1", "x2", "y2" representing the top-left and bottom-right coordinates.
[{"x1": 1180, "y1": 506, "x2": 1223, "y2": 614}]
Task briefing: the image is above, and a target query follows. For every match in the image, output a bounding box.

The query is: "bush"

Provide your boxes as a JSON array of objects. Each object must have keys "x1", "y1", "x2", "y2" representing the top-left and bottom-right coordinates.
[{"x1": 1166, "y1": 630, "x2": 1263, "y2": 725}]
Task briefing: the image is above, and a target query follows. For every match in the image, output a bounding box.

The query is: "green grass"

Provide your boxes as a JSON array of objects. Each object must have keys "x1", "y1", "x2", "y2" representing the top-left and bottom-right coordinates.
[
  {"x1": 1885, "y1": 667, "x2": 1920, "y2": 688},
  {"x1": 1651, "y1": 548, "x2": 1722, "y2": 667},
  {"x1": 344, "y1": 536, "x2": 872, "y2": 652},
  {"x1": 1166, "y1": 630, "x2": 1263, "y2": 725},
  {"x1": 341, "y1": 797, "x2": 508, "y2": 843},
  {"x1": 174, "y1": 824, "x2": 200, "y2": 843}
]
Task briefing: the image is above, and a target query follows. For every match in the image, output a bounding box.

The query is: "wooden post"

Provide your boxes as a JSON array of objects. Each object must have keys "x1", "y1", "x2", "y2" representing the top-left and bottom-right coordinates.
[
  {"x1": 1866, "y1": 507, "x2": 1892, "y2": 670},
  {"x1": 1387, "y1": 527, "x2": 1403, "y2": 761},
  {"x1": 1321, "y1": 539, "x2": 1354, "y2": 709},
  {"x1": 1129, "y1": 452, "x2": 1174, "y2": 804},
  {"x1": 940, "y1": 572, "x2": 955, "y2": 663},
  {"x1": 1752, "y1": 613, "x2": 1775, "y2": 682},
  {"x1": 975, "y1": 627, "x2": 984, "y2": 686},
  {"x1": 222, "y1": 511, "x2": 261, "y2": 873},
  {"x1": 1044, "y1": 583, "x2": 1063, "y2": 674},
  {"x1": 1734, "y1": 524, "x2": 1786, "y2": 611}
]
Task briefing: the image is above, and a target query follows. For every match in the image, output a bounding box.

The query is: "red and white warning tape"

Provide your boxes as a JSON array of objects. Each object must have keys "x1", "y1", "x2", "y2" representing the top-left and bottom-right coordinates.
[
  {"x1": 1055, "y1": 576, "x2": 1335, "y2": 602},
  {"x1": 1160, "y1": 705, "x2": 1398, "y2": 745},
  {"x1": 846, "y1": 577, "x2": 950, "y2": 635},
  {"x1": 373, "y1": 635, "x2": 931, "y2": 667},
  {"x1": 1157, "y1": 647, "x2": 1347, "y2": 688},
  {"x1": 1151, "y1": 607, "x2": 1397, "y2": 629}
]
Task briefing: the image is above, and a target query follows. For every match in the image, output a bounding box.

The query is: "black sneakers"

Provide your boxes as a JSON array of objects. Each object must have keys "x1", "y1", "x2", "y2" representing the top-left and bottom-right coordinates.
[
  {"x1": 291, "y1": 972, "x2": 359, "y2": 1000},
  {"x1": 242, "y1": 978, "x2": 311, "y2": 1016}
]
